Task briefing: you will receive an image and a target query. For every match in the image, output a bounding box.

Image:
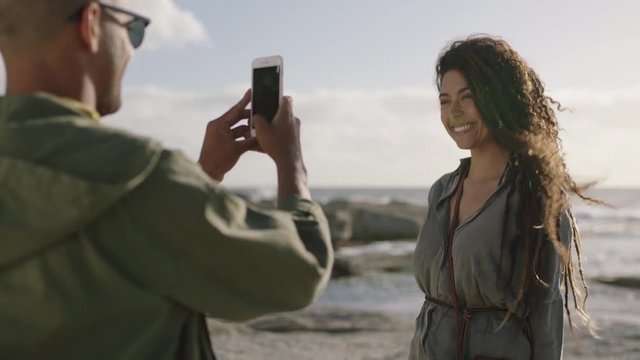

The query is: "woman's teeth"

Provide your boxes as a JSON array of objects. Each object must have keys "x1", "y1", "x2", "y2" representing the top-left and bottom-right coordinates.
[{"x1": 452, "y1": 123, "x2": 474, "y2": 133}]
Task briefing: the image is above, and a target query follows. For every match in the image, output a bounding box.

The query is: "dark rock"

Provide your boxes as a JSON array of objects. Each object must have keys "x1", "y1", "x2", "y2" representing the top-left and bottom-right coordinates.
[
  {"x1": 322, "y1": 200, "x2": 426, "y2": 243},
  {"x1": 325, "y1": 209, "x2": 353, "y2": 244},
  {"x1": 331, "y1": 257, "x2": 358, "y2": 278},
  {"x1": 331, "y1": 241, "x2": 416, "y2": 278},
  {"x1": 591, "y1": 276, "x2": 640, "y2": 289}
]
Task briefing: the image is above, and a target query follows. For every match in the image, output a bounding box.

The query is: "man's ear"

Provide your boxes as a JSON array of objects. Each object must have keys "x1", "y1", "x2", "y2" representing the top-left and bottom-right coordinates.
[{"x1": 79, "y1": 3, "x2": 101, "y2": 53}]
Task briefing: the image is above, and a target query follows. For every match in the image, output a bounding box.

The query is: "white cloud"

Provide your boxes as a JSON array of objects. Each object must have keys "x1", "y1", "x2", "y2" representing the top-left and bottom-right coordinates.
[
  {"x1": 552, "y1": 88, "x2": 640, "y2": 187},
  {"x1": 130, "y1": 0, "x2": 209, "y2": 50},
  {"x1": 100, "y1": 85, "x2": 640, "y2": 188},
  {"x1": 549, "y1": 86, "x2": 640, "y2": 109}
]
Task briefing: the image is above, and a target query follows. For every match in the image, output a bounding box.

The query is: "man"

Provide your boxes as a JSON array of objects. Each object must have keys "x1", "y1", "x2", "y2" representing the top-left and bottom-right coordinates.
[{"x1": 0, "y1": 0, "x2": 333, "y2": 359}]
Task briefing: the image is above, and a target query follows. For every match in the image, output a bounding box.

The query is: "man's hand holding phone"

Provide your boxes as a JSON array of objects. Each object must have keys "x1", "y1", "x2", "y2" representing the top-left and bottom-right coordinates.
[
  {"x1": 252, "y1": 97, "x2": 301, "y2": 167},
  {"x1": 198, "y1": 90, "x2": 258, "y2": 182},
  {"x1": 199, "y1": 55, "x2": 310, "y2": 204},
  {"x1": 252, "y1": 96, "x2": 311, "y2": 204}
]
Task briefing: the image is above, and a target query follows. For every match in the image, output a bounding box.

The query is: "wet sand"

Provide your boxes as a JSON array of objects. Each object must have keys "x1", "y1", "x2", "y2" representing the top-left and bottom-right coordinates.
[{"x1": 208, "y1": 282, "x2": 640, "y2": 360}]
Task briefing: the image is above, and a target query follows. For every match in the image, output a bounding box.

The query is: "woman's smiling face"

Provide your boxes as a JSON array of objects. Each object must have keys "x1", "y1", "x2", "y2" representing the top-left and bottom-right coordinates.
[{"x1": 439, "y1": 69, "x2": 495, "y2": 151}]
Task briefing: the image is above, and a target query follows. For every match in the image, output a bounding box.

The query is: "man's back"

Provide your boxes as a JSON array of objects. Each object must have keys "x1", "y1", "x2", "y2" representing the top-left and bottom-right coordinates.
[{"x1": 0, "y1": 93, "x2": 333, "y2": 359}]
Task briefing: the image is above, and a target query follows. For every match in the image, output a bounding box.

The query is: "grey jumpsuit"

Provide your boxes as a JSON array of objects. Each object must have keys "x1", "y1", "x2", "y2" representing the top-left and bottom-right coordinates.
[{"x1": 410, "y1": 158, "x2": 570, "y2": 360}]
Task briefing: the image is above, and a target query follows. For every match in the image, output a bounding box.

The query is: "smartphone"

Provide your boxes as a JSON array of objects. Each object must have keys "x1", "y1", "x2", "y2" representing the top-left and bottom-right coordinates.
[{"x1": 250, "y1": 55, "x2": 283, "y2": 136}]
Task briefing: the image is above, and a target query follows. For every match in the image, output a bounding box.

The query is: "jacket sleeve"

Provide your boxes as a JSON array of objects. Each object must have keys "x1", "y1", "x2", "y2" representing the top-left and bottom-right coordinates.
[
  {"x1": 107, "y1": 150, "x2": 334, "y2": 321},
  {"x1": 526, "y1": 210, "x2": 573, "y2": 360}
]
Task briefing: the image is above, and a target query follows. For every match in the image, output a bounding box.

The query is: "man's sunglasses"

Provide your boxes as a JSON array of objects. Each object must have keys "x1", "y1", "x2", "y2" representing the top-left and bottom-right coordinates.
[{"x1": 68, "y1": 2, "x2": 151, "y2": 49}]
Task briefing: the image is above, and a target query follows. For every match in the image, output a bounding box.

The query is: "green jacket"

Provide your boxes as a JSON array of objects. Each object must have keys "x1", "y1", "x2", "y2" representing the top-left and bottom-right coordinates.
[{"x1": 0, "y1": 93, "x2": 333, "y2": 360}]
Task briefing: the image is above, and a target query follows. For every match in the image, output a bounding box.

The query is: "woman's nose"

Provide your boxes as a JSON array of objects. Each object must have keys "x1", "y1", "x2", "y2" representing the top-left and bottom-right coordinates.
[{"x1": 451, "y1": 99, "x2": 464, "y2": 117}]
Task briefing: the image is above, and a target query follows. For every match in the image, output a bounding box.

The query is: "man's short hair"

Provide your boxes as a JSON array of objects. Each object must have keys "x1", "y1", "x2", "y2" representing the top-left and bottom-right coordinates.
[{"x1": 0, "y1": 0, "x2": 90, "y2": 49}]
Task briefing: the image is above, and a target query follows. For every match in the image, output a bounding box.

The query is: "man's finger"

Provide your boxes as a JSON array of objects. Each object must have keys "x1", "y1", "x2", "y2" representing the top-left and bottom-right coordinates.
[
  {"x1": 231, "y1": 125, "x2": 250, "y2": 139},
  {"x1": 239, "y1": 124, "x2": 253, "y2": 139},
  {"x1": 251, "y1": 114, "x2": 270, "y2": 135},
  {"x1": 235, "y1": 137, "x2": 259, "y2": 154},
  {"x1": 249, "y1": 143, "x2": 265, "y2": 153},
  {"x1": 271, "y1": 96, "x2": 293, "y2": 125},
  {"x1": 225, "y1": 109, "x2": 251, "y2": 128},
  {"x1": 235, "y1": 89, "x2": 252, "y2": 111},
  {"x1": 239, "y1": 109, "x2": 251, "y2": 120},
  {"x1": 223, "y1": 90, "x2": 251, "y2": 124}
]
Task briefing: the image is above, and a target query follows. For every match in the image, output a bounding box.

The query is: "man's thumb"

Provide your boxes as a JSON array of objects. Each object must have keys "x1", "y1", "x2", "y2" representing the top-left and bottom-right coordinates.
[
  {"x1": 252, "y1": 114, "x2": 269, "y2": 133},
  {"x1": 237, "y1": 136, "x2": 260, "y2": 153}
]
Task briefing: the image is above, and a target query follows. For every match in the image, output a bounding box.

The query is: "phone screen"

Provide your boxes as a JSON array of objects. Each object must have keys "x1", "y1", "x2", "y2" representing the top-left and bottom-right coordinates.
[{"x1": 252, "y1": 66, "x2": 280, "y2": 123}]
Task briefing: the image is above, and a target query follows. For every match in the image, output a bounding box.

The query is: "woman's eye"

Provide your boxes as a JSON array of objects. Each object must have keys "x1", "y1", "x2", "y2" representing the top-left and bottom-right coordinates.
[
  {"x1": 462, "y1": 93, "x2": 473, "y2": 100},
  {"x1": 440, "y1": 99, "x2": 450, "y2": 105}
]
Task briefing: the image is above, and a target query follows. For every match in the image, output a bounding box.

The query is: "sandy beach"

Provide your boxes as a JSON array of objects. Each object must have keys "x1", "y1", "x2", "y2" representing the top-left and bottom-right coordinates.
[
  {"x1": 208, "y1": 277, "x2": 640, "y2": 360},
  {"x1": 209, "y1": 192, "x2": 640, "y2": 359}
]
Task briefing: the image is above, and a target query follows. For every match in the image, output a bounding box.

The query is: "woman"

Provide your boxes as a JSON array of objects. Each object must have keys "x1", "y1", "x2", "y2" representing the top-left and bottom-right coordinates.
[{"x1": 410, "y1": 36, "x2": 597, "y2": 360}]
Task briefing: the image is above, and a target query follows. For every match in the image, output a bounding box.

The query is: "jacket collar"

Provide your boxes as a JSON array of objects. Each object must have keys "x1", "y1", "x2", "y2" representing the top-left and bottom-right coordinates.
[
  {"x1": 0, "y1": 92, "x2": 100, "y2": 125},
  {"x1": 435, "y1": 154, "x2": 519, "y2": 207},
  {"x1": 436, "y1": 158, "x2": 470, "y2": 206}
]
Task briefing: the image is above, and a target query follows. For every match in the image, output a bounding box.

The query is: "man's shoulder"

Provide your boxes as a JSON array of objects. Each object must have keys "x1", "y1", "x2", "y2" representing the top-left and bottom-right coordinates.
[
  {"x1": 1, "y1": 103, "x2": 167, "y2": 188},
  {"x1": 46, "y1": 121, "x2": 164, "y2": 185}
]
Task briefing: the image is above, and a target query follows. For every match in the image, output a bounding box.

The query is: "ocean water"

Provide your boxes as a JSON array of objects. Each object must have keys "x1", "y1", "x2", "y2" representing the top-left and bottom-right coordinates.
[
  {"x1": 234, "y1": 187, "x2": 640, "y2": 323},
  {"x1": 233, "y1": 187, "x2": 431, "y2": 206}
]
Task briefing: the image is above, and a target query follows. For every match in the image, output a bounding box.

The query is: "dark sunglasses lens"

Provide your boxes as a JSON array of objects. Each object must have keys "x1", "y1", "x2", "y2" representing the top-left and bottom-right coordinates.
[{"x1": 127, "y1": 19, "x2": 146, "y2": 48}]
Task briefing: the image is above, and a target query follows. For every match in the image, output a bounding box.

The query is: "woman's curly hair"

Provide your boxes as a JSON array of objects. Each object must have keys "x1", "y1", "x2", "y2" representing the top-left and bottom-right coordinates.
[{"x1": 436, "y1": 35, "x2": 602, "y2": 333}]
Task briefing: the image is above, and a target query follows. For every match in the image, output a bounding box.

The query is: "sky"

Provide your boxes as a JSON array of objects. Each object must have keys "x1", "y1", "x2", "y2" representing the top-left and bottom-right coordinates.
[{"x1": 1, "y1": 0, "x2": 639, "y2": 188}]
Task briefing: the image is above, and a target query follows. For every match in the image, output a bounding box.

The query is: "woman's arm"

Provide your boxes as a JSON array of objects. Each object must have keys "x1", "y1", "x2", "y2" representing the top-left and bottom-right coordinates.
[{"x1": 526, "y1": 210, "x2": 573, "y2": 360}]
